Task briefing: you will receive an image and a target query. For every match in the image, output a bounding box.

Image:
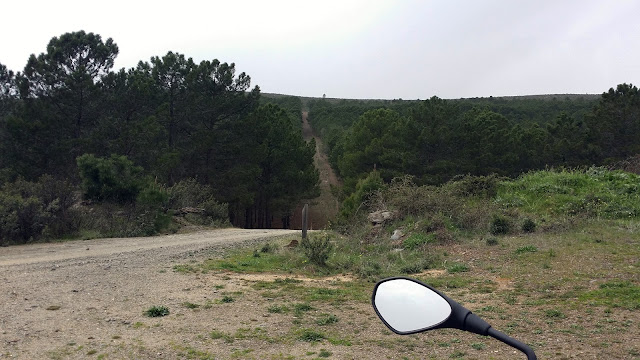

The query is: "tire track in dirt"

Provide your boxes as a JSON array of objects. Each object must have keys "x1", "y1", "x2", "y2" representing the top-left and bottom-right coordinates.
[{"x1": 0, "y1": 228, "x2": 296, "y2": 267}]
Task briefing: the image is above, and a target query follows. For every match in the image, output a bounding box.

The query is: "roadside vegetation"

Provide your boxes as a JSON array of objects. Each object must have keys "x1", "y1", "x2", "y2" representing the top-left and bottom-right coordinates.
[
  {"x1": 164, "y1": 167, "x2": 639, "y2": 358},
  {"x1": 192, "y1": 167, "x2": 640, "y2": 283}
]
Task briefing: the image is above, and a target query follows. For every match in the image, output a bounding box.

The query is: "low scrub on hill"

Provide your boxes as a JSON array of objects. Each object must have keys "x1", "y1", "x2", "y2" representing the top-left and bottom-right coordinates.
[{"x1": 202, "y1": 168, "x2": 640, "y2": 281}]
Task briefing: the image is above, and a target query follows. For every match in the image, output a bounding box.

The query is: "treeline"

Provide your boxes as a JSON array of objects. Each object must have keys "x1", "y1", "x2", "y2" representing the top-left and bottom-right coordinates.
[
  {"x1": 308, "y1": 85, "x2": 639, "y2": 202},
  {"x1": 0, "y1": 31, "x2": 318, "y2": 243}
]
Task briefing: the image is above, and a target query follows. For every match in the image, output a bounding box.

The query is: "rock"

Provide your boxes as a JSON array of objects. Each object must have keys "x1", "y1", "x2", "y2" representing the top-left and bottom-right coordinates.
[
  {"x1": 390, "y1": 229, "x2": 403, "y2": 241},
  {"x1": 368, "y1": 210, "x2": 396, "y2": 225}
]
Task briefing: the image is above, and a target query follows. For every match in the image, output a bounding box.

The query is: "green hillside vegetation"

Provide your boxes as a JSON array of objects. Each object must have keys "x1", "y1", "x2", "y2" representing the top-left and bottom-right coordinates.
[{"x1": 202, "y1": 168, "x2": 640, "y2": 282}]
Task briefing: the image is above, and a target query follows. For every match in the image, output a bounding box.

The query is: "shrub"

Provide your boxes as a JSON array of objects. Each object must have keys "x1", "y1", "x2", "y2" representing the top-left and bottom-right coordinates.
[
  {"x1": 77, "y1": 154, "x2": 144, "y2": 204},
  {"x1": 0, "y1": 193, "x2": 48, "y2": 243},
  {"x1": 220, "y1": 295, "x2": 234, "y2": 303},
  {"x1": 339, "y1": 171, "x2": 384, "y2": 219},
  {"x1": 490, "y1": 215, "x2": 511, "y2": 235},
  {"x1": 144, "y1": 305, "x2": 169, "y2": 317},
  {"x1": 366, "y1": 175, "x2": 495, "y2": 233},
  {"x1": 451, "y1": 174, "x2": 500, "y2": 198},
  {"x1": 135, "y1": 182, "x2": 171, "y2": 236},
  {"x1": 434, "y1": 227, "x2": 456, "y2": 244},
  {"x1": 400, "y1": 263, "x2": 423, "y2": 274},
  {"x1": 521, "y1": 218, "x2": 537, "y2": 233},
  {"x1": 76, "y1": 201, "x2": 171, "y2": 238},
  {"x1": 301, "y1": 233, "x2": 333, "y2": 266},
  {"x1": 260, "y1": 243, "x2": 278, "y2": 253},
  {"x1": 357, "y1": 261, "x2": 382, "y2": 279},
  {"x1": 486, "y1": 237, "x2": 499, "y2": 246},
  {"x1": 0, "y1": 176, "x2": 78, "y2": 244},
  {"x1": 167, "y1": 178, "x2": 229, "y2": 226}
]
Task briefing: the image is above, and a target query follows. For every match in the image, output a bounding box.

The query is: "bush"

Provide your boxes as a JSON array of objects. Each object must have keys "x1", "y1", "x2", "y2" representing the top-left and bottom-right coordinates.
[
  {"x1": 144, "y1": 305, "x2": 170, "y2": 317},
  {"x1": 486, "y1": 237, "x2": 499, "y2": 246},
  {"x1": 490, "y1": 215, "x2": 511, "y2": 235},
  {"x1": 339, "y1": 171, "x2": 384, "y2": 219},
  {"x1": 168, "y1": 178, "x2": 229, "y2": 226},
  {"x1": 77, "y1": 154, "x2": 145, "y2": 204},
  {"x1": 76, "y1": 202, "x2": 171, "y2": 238},
  {"x1": 260, "y1": 243, "x2": 278, "y2": 253},
  {"x1": 367, "y1": 175, "x2": 495, "y2": 233},
  {"x1": 135, "y1": 182, "x2": 171, "y2": 236},
  {"x1": 451, "y1": 174, "x2": 500, "y2": 198},
  {"x1": 301, "y1": 233, "x2": 333, "y2": 266},
  {"x1": 0, "y1": 176, "x2": 78, "y2": 244},
  {"x1": 521, "y1": 218, "x2": 537, "y2": 233}
]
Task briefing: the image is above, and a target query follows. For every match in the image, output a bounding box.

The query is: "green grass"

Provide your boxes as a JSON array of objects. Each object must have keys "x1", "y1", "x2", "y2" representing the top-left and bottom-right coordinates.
[
  {"x1": 419, "y1": 275, "x2": 472, "y2": 290},
  {"x1": 315, "y1": 314, "x2": 339, "y2": 326},
  {"x1": 498, "y1": 168, "x2": 640, "y2": 219},
  {"x1": 267, "y1": 304, "x2": 289, "y2": 313},
  {"x1": 318, "y1": 349, "x2": 332, "y2": 357},
  {"x1": 514, "y1": 245, "x2": 538, "y2": 254},
  {"x1": 183, "y1": 302, "x2": 200, "y2": 309},
  {"x1": 446, "y1": 262, "x2": 470, "y2": 273},
  {"x1": 297, "y1": 329, "x2": 326, "y2": 342},
  {"x1": 172, "y1": 264, "x2": 198, "y2": 273},
  {"x1": 403, "y1": 233, "x2": 435, "y2": 250},
  {"x1": 544, "y1": 309, "x2": 566, "y2": 318},
  {"x1": 579, "y1": 281, "x2": 640, "y2": 310},
  {"x1": 210, "y1": 330, "x2": 235, "y2": 343},
  {"x1": 202, "y1": 243, "x2": 308, "y2": 274},
  {"x1": 293, "y1": 302, "x2": 313, "y2": 316}
]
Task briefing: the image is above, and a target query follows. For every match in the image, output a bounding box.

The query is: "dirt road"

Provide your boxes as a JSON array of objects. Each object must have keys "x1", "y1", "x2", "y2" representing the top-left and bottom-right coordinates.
[
  {"x1": 0, "y1": 229, "x2": 297, "y2": 358},
  {"x1": 0, "y1": 229, "x2": 294, "y2": 267},
  {"x1": 290, "y1": 111, "x2": 339, "y2": 229}
]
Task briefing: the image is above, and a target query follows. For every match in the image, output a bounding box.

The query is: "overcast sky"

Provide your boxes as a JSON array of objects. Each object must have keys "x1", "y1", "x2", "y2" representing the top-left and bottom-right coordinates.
[{"x1": 2, "y1": 0, "x2": 639, "y2": 99}]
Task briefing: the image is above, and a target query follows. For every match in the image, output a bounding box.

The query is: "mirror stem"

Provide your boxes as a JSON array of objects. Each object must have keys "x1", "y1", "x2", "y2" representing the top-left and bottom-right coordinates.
[{"x1": 487, "y1": 327, "x2": 537, "y2": 360}]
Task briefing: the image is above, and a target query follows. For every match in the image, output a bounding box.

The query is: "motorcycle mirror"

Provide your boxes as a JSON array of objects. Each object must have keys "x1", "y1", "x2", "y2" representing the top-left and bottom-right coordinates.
[
  {"x1": 372, "y1": 277, "x2": 537, "y2": 360},
  {"x1": 372, "y1": 277, "x2": 452, "y2": 334}
]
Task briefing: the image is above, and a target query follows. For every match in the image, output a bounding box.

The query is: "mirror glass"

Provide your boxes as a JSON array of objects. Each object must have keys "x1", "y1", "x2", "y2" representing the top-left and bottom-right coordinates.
[{"x1": 374, "y1": 278, "x2": 452, "y2": 333}]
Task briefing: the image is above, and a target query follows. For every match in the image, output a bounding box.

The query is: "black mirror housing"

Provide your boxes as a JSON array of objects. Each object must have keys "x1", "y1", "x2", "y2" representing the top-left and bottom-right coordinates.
[{"x1": 372, "y1": 276, "x2": 537, "y2": 360}]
